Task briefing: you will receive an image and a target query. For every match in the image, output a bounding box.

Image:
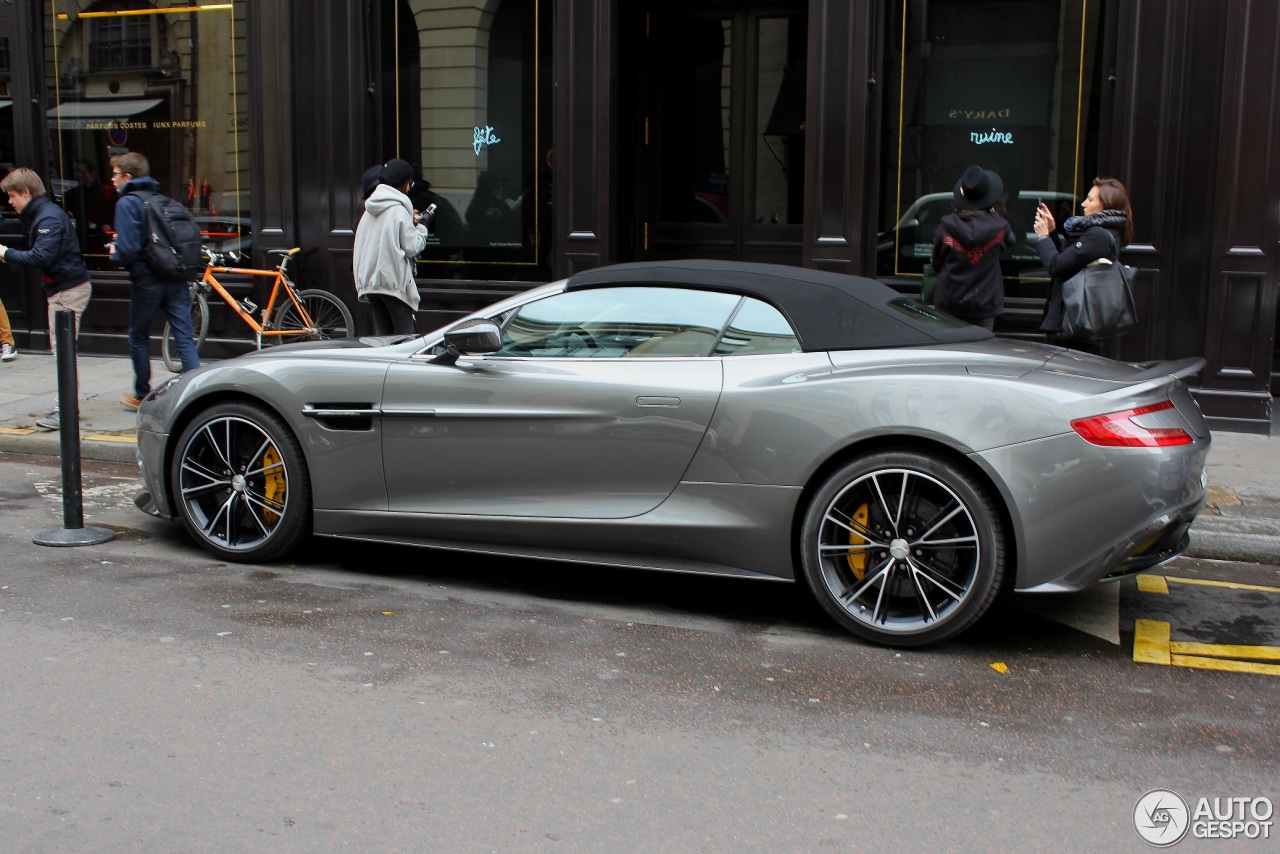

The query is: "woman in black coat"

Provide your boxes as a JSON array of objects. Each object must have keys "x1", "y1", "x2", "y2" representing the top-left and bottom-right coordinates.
[{"x1": 1033, "y1": 176, "x2": 1134, "y2": 354}]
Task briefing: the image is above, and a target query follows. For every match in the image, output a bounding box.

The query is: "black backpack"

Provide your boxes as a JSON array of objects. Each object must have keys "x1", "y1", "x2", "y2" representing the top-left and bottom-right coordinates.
[{"x1": 137, "y1": 190, "x2": 203, "y2": 281}]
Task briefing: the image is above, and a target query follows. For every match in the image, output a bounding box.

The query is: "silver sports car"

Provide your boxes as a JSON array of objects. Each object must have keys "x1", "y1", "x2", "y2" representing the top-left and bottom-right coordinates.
[{"x1": 134, "y1": 260, "x2": 1210, "y2": 646}]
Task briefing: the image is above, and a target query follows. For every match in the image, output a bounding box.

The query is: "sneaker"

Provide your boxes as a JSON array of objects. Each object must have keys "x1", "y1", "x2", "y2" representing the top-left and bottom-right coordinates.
[
  {"x1": 121, "y1": 393, "x2": 142, "y2": 411},
  {"x1": 35, "y1": 410, "x2": 61, "y2": 432},
  {"x1": 0, "y1": 343, "x2": 15, "y2": 362}
]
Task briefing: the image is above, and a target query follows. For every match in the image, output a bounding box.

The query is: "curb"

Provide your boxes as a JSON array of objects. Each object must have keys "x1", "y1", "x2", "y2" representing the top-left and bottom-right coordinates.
[
  {"x1": 0, "y1": 428, "x2": 138, "y2": 465},
  {"x1": 1185, "y1": 530, "x2": 1280, "y2": 566}
]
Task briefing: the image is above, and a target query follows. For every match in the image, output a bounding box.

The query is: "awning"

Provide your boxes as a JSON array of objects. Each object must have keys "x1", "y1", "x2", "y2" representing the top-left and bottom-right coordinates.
[{"x1": 46, "y1": 98, "x2": 163, "y2": 130}]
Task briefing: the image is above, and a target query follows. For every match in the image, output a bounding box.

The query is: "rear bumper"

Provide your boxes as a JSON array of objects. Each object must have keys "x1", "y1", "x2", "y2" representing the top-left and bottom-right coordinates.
[{"x1": 1020, "y1": 488, "x2": 1203, "y2": 593}]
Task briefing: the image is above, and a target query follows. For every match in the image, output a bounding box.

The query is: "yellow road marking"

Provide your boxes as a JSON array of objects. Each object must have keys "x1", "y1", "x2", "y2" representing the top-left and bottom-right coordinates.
[
  {"x1": 1164, "y1": 575, "x2": 1280, "y2": 595},
  {"x1": 1133, "y1": 620, "x2": 1171, "y2": 665},
  {"x1": 1136, "y1": 574, "x2": 1169, "y2": 594},
  {"x1": 1170, "y1": 654, "x2": 1280, "y2": 676},
  {"x1": 1134, "y1": 620, "x2": 1280, "y2": 676},
  {"x1": 83, "y1": 433, "x2": 136, "y2": 444},
  {"x1": 1171, "y1": 641, "x2": 1280, "y2": 662},
  {"x1": 0, "y1": 427, "x2": 135, "y2": 441}
]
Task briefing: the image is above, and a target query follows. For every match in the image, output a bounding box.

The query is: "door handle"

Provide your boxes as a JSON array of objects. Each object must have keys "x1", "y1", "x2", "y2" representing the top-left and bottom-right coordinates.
[{"x1": 636, "y1": 396, "x2": 681, "y2": 407}]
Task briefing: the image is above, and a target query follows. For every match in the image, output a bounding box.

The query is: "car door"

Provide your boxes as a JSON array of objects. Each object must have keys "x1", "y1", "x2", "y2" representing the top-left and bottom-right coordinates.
[{"x1": 380, "y1": 286, "x2": 740, "y2": 518}]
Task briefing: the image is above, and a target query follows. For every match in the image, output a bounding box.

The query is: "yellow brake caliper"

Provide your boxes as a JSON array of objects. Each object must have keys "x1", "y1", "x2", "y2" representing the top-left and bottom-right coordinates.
[
  {"x1": 845, "y1": 503, "x2": 869, "y2": 579},
  {"x1": 260, "y1": 445, "x2": 286, "y2": 525}
]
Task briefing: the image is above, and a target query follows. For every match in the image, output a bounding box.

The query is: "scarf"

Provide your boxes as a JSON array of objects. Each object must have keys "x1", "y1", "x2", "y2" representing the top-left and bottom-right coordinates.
[{"x1": 1063, "y1": 209, "x2": 1129, "y2": 236}]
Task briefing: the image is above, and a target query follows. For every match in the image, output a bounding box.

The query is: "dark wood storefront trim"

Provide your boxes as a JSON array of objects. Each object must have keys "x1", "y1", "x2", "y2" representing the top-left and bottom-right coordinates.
[{"x1": 4, "y1": 0, "x2": 1275, "y2": 431}]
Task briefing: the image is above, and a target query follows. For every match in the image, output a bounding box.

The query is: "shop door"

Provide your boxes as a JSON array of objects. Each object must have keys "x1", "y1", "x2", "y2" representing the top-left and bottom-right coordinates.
[{"x1": 631, "y1": 1, "x2": 807, "y2": 266}]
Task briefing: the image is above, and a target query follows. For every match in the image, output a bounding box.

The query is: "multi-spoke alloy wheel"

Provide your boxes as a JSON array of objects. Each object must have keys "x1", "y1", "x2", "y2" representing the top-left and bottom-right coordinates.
[
  {"x1": 800, "y1": 450, "x2": 1005, "y2": 647},
  {"x1": 172, "y1": 403, "x2": 311, "y2": 561}
]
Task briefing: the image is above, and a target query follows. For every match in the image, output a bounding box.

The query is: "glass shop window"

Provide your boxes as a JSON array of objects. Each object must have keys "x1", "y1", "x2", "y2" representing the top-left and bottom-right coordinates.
[
  {"x1": 878, "y1": 0, "x2": 1103, "y2": 303},
  {"x1": 43, "y1": 0, "x2": 251, "y2": 271},
  {"x1": 1, "y1": 35, "x2": 16, "y2": 233},
  {"x1": 380, "y1": 0, "x2": 553, "y2": 282}
]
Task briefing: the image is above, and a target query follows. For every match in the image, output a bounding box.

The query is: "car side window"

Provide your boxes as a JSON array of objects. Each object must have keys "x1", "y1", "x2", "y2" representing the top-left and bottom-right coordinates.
[
  {"x1": 713, "y1": 298, "x2": 801, "y2": 355},
  {"x1": 498, "y1": 287, "x2": 740, "y2": 357}
]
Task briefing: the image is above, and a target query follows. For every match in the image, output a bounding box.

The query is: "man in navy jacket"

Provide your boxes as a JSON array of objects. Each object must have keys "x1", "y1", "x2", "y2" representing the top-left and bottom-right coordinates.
[{"x1": 0, "y1": 167, "x2": 93, "y2": 431}]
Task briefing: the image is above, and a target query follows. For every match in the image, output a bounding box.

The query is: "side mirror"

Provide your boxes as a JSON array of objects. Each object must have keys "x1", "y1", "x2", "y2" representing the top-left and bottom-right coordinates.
[{"x1": 431, "y1": 320, "x2": 501, "y2": 364}]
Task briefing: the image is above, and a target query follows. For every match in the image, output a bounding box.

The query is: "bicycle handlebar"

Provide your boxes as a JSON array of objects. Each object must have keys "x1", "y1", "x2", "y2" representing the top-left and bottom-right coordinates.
[{"x1": 202, "y1": 246, "x2": 302, "y2": 271}]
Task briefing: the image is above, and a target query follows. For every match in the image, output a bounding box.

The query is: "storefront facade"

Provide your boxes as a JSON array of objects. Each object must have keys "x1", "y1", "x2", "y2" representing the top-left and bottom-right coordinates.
[{"x1": 1, "y1": 0, "x2": 1276, "y2": 431}]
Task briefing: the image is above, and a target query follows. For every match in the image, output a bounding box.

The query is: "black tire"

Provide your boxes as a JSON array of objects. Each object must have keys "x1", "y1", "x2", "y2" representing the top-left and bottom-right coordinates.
[
  {"x1": 269, "y1": 289, "x2": 355, "y2": 344},
  {"x1": 799, "y1": 449, "x2": 1006, "y2": 647},
  {"x1": 171, "y1": 402, "x2": 312, "y2": 562},
  {"x1": 162, "y1": 291, "x2": 209, "y2": 372}
]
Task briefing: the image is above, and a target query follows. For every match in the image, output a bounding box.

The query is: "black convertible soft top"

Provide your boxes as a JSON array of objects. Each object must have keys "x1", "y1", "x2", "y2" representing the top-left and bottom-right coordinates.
[{"x1": 565, "y1": 260, "x2": 993, "y2": 351}]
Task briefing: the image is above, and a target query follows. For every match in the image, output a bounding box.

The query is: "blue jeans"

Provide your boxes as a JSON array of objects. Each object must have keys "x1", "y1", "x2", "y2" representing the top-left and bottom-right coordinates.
[{"x1": 128, "y1": 277, "x2": 200, "y2": 398}]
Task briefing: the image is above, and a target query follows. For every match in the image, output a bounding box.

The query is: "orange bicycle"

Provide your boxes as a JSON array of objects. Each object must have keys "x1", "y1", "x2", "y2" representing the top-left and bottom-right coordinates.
[{"x1": 162, "y1": 247, "x2": 355, "y2": 371}]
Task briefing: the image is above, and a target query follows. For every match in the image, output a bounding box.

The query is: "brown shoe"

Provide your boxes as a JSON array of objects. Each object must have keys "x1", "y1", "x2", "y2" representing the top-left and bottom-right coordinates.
[{"x1": 121, "y1": 393, "x2": 142, "y2": 411}]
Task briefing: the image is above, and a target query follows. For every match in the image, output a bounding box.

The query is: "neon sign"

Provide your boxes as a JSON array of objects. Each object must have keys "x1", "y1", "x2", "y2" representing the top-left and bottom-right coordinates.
[
  {"x1": 473, "y1": 126, "x2": 501, "y2": 155},
  {"x1": 970, "y1": 127, "x2": 1013, "y2": 145}
]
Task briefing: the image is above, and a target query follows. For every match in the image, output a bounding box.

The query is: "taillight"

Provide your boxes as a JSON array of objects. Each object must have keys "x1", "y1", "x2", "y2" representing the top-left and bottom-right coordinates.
[{"x1": 1071, "y1": 400, "x2": 1193, "y2": 447}]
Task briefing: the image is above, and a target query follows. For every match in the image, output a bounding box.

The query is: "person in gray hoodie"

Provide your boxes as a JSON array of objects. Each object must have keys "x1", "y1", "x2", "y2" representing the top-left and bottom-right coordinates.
[{"x1": 352, "y1": 159, "x2": 428, "y2": 336}]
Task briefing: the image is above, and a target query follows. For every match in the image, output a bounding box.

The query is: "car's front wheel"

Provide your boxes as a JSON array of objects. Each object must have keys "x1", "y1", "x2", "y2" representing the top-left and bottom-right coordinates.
[
  {"x1": 171, "y1": 402, "x2": 312, "y2": 562},
  {"x1": 800, "y1": 449, "x2": 1005, "y2": 647}
]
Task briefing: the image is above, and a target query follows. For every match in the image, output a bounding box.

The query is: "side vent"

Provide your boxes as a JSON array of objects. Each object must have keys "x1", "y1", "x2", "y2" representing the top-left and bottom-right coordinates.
[{"x1": 301, "y1": 403, "x2": 377, "y2": 431}]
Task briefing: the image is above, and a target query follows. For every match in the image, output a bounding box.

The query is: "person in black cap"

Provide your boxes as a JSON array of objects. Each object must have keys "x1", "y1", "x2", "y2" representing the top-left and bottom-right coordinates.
[
  {"x1": 929, "y1": 164, "x2": 1015, "y2": 330},
  {"x1": 352, "y1": 158, "x2": 428, "y2": 336}
]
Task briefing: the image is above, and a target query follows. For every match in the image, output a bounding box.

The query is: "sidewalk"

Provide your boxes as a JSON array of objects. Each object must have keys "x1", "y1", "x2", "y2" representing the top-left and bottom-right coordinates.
[
  {"x1": 0, "y1": 352, "x2": 149, "y2": 465},
  {"x1": 0, "y1": 350, "x2": 1277, "y2": 564}
]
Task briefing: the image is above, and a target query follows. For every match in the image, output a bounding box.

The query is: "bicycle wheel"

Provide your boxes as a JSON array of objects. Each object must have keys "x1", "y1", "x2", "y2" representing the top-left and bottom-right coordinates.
[
  {"x1": 162, "y1": 290, "x2": 209, "y2": 372},
  {"x1": 269, "y1": 289, "x2": 355, "y2": 344}
]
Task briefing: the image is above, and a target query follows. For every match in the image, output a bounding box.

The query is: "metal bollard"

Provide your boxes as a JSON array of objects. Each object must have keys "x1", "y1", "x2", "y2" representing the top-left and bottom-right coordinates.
[{"x1": 34, "y1": 309, "x2": 115, "y2": 547}]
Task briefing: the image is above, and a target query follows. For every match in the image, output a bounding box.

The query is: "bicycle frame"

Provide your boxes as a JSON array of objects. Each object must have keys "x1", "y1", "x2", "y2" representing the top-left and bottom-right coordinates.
[{"x1": 198, "y1": 252, "x2": 318, "y2": 348}]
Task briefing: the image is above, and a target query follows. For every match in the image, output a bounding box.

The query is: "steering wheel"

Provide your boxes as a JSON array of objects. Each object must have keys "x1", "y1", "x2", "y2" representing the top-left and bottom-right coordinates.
[{"x1": 551, "y1": 326, "x2": 598, "y2": 351}]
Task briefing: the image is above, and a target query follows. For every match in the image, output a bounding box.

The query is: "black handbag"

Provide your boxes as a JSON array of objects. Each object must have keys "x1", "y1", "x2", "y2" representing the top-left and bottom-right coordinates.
[{"x1": 1060, "y1": 231, "x2": 1138, "y2": 340}]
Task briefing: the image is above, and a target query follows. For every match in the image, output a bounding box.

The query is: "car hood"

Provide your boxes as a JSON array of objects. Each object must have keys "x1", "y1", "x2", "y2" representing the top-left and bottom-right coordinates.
[{"x1": 236, "y1": 337, "x2": 385, "y2": 358}]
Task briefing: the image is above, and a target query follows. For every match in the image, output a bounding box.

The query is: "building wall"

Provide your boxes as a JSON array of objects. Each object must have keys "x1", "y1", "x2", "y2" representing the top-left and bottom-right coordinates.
[{"x1": 1, "y1": 0, "x2": 1275, "y2": 430}]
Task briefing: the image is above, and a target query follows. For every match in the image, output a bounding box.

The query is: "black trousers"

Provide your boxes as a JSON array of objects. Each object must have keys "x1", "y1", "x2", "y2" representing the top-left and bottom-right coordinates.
[{"x1": 365, "y1": 294, "x2": 418, "y2": 336}]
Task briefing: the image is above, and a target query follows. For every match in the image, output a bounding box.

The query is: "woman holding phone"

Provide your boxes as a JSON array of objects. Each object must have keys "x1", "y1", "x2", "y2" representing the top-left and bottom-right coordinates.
[{"x1": 1032, "y1": 176, "x2": 1134, "y2": 354}]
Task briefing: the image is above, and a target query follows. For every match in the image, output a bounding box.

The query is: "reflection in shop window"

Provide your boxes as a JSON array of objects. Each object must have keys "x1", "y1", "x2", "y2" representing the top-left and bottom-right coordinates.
[
  {"x1": 1, "y1": 38, "x2": 17, "y2": 231},
  {"x1": 45, "y1": 1, "x2": 250, "y2": 270},
  {"x1": 380, "y1": 0, "x2": 552, "y2": 282},
  {"x1": 879, "y1": 0, "x2": 1100, "y2": 304}
]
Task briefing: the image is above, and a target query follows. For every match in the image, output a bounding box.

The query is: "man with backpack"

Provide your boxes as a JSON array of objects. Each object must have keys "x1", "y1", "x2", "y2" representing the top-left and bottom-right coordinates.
[{"x1": 108, "y1": 152, "x2": 200, "y2": 409}]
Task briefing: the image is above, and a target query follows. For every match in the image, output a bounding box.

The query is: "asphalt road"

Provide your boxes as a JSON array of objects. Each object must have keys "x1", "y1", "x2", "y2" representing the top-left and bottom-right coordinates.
[{"x1": 2, "y1": 454, "x2": 1277, "y2": 852}]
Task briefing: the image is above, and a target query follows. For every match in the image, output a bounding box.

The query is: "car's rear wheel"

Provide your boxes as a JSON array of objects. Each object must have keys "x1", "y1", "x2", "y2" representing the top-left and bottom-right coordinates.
[
  {"x1": 171, "y1": 402, "x2": 311, "y2": 562},
  {"x1": 800, "y1": 449, "x2": 1005, "y2": 647}
]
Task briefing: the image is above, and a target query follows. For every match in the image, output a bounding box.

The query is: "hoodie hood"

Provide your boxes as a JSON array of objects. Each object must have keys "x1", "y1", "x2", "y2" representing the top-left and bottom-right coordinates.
[
  {"x1": 364, "y1": 183, "x2": 414, "y2": 218},
  {"x1": 939, "y1": 209, "x2": 1008, "y2": 245},
  {"x1": 121, "y1": 175, "x2": 162, "y2": 196}
]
